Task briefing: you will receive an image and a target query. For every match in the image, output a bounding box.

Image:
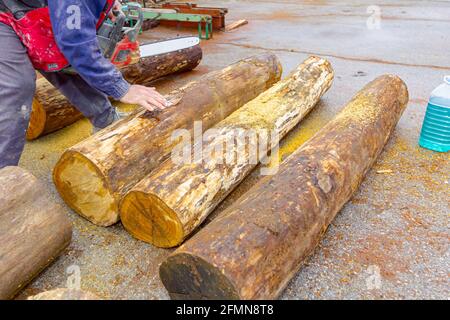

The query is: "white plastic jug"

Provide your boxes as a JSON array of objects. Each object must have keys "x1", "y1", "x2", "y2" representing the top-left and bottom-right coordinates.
[{"x1": 419, "y1": 76, "x2": 450, "y2": 152}]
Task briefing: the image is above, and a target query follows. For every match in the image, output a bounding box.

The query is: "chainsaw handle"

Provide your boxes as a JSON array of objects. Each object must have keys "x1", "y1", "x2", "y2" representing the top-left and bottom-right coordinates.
[{"x1": 122, "y1": 3, "x2": 143, "y2": 41}]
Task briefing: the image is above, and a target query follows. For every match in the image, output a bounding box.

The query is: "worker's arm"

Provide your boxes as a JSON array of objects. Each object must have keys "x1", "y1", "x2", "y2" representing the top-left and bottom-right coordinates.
[{"x1": 48, "y1": 0, "x2": 167, "y2": 110}]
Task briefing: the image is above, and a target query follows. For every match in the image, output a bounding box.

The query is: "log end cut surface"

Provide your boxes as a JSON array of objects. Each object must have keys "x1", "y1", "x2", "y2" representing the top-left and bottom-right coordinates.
[
  {"x1": 53, "y1": 151, "x2": 118, "y2": 226},
  {"x1": 120, "y1": 191, "x2": 183, "y2": 248},
  {"x1": 160, "y1": 253, "x2": 240, "y2": 300},
  {"x1": 26, "y1": 99, "x2": 46, "y2": 140}
]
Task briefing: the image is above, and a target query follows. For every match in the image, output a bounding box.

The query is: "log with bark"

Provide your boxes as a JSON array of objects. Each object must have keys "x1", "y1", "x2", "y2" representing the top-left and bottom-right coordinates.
[
  {"x1": 27, "y1": 288, "x2": 101, "y2": 300},
  {"x1": 160, "y1": 3, "x2": 227, "y2": 30},
  {"x1": 0, "y1": 166, "x2": 72, "y2": 300},
  {"x1": 53, "y1": 54, "x2": 283, "y2": 227},
  {"x1": 26, "y1": 43, "x2": 203, "y2": 140},
  {"x1": 159, "y1": 75, "x2": 409, "y2": 300},
  {"x1": 120, "y1": 56, "x2": 334, "y2": 248}
]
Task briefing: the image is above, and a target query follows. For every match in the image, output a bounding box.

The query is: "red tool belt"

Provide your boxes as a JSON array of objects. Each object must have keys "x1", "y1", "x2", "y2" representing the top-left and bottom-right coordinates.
[{"x1": 0, "y1": 0, "x2": 114, "y2": 72}]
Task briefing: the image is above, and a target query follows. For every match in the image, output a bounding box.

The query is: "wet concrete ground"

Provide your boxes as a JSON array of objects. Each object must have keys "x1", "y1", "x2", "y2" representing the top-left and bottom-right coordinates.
[{"x1": 17, "y1": 0, "x2": 449, "y2": 299}]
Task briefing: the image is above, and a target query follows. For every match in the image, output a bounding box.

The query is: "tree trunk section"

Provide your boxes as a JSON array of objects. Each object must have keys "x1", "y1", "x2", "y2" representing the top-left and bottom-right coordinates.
[
  {"x1": 120, "y1": 57, "x2": 334, "y2": 248},
  {"x1": 27, "y1": 288, "x2": 101, "y2": 300},
  {"x1": 119, "y1": 41, "x2": 203, "y2": 86},
  {"x1": 26, "y1": 44, "x2": 203, "y2": 140},
  {"x1": 0, "y1": 167, "x2": 72, "y2": 300},
  {"x1": 53, "y1": 54, "x2": 283, "y2": 227},
  {"x1": 159, "y1": 75, "x2": 409, "y2": 300}
]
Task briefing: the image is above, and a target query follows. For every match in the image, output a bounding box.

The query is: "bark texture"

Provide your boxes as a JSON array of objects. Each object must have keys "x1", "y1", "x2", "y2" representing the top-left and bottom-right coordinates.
[
  {"x1": 159, "y1": 75, "x2": 409, "y2": 300},
  {"x1": 53, "y1": 54, "x2": 283, "y2": 227},
  {"x1": 28, "y1": 288, "x2": 101, "y2": 300},
  {"x1": 120, "y1": 56, "x2": 334, "y2": 248},
  {"x1": 26, "y1": 44, "x2": 203, "y2": 140},
  {"x1": 0, "y1": 167, "x2": 72, "y2": 300}
]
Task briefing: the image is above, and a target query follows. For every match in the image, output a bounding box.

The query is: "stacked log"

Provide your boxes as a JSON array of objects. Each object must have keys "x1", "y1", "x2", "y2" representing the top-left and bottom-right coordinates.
[
  {"x1": 26, "y1": 44, "x2": 203, "y2": 140},
  {"x1": 28, "y1": 288, "x2": 101, "y2": 300},
  {"x1": 159, "y1": 75, "x2": 409, "y2": 300},
  {"x1": 53, "y1": 54, "x2": 283, "y2": 227},
  {"x1": 0, "y1": 167, "x2": 72, "y2": 300},
  {"x1": 120, "y1": 56, "x2": 334, "y2": 248}
]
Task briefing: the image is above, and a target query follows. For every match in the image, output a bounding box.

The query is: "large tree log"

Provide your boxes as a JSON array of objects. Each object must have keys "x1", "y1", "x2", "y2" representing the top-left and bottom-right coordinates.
[
  {"x1": 0, "y1": 167, "x2": 72, "y2": 300},
  {"x1": 26, "y1": 43, "x2": 203, "y2": 140},
  {"x1": 27, "y1": 288, "x2": 101, "y2": 300},
  {"x1": 120, "y1": 56, "x2": 334, "y2": 248},
  {"x1": 53, "y1": 54, "x2": 283, "y2": 227},
  {"x1": 159, "y1": 75, "x2": 409, "y2": 300}
]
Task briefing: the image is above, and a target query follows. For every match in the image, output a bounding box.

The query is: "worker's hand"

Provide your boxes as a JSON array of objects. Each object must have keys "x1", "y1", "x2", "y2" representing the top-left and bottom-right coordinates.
[
  {"x1": 120, "y1": 85, "x2": 168, "y2": 112},
  {"x1": 108, "y1": 1, "x2": 123, "y2": 21}
]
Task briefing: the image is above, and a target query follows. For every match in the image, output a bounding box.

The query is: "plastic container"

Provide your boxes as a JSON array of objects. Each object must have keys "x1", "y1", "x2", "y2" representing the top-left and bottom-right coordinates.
[{"x1": 418, "y1": 76, "x2": 450, "y2": 152}]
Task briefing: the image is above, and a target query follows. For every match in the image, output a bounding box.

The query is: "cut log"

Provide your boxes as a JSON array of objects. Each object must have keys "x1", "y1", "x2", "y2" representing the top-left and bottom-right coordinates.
[
  {"x1": 26, "y1": 78, "x2": 85, "y2": 141},
  {"x1": 0, "y1": 167, "x2": 72, "y2": 300},
  {"x1": 121, "y1": 40, "x2": 202, "y2": 86},
  {"x1": 53, "y1": 54, "x2": 283, "y2": 227},
  {"x1": 120, "y1": 56, "x2": 334, "y2": 248},
  {"x1": 159, "y1": 75, "x2": 409, "y2": 300},
  {"x1": 28, "y1": 288, "x2": 101, "y2": 300},
  {"x1": 26, "y1": 43, "x2": 203, "y2": 140}
]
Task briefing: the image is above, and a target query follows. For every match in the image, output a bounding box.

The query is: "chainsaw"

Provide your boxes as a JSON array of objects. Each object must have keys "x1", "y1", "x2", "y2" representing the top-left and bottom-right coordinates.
[{"x1": 70, "y1": 2, "x2": 200, "y2": 72}]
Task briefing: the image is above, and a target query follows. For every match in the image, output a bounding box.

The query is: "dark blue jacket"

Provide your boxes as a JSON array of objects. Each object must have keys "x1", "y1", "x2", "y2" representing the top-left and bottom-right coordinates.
[{"x1": 48, "y1": 0, "x2": 130, "y2": 100}]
